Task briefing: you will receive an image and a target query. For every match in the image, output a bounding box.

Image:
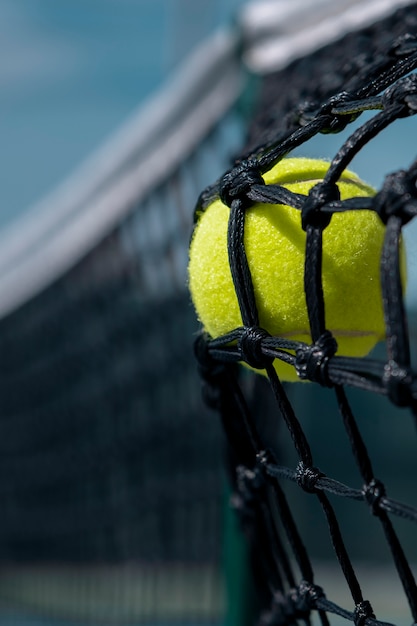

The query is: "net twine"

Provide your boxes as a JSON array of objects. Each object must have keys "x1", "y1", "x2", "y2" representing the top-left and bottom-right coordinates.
[{"x1": 194, "y1": 31, "x2": 417, "y2": 626}]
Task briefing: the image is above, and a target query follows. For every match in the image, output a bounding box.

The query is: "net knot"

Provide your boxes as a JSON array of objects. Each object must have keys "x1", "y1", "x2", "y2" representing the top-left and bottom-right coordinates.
[
  {"x1": 363, "y1": 478, "x2": 386, "y2": 516},
  {"x1": 353, "y1": 600, "x2": 375, "y2": 626},
  {"x1": 296, "y1": 461, "x2": 324, "y2": 494},
  {"x1": 259, "y1": 586, "x2": 318, "y2": 626},
  {"x1": 219, "y1": 160, "x2": 264, "y2": 208},
  {"x1": 301, "y1": 182, "x2": 338, "y2": 230},
  {"x1": 382, "y1": 74, "x2": 417, "y2": 116},
  {"x1": 194, "y1": 332, "x2": 225, "y2": 376},
  {"x1": 295, "y1": 331, "x2": 337, "y2": 385},
  {"x1": 319, "y1": 91, "x2": 360, "y2": 133},
  {"x1": 256, "y1": 449, "x2": 275, "y2": 470},
  {"x1": 296, "y1": 580, "x2": 326, "y2": 611},
  {"x1": 235, "y1": 463, "x2": 266, "y2": 505},
  {"x1": 374, "y1": 170, "x2": 417, "y2": 225},
  {"x1": 259, "y1": 583, "x2": 325, "y2": 626},
  {"x1": 238, "y1": 326, "x2": 272, "y2": 369},
  {"x1": 232, "y1": 463, "x2": 267, "y2": 526},
  {"x1": 383, "y1": 359, "x2": 413, "y2": 407}
]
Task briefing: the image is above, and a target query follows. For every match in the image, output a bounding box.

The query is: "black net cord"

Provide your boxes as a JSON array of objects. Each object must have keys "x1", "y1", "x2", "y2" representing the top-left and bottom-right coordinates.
[
  {"x1": 256, "y1": 117, "x2": 331, "y2": 172},
  {"x1": 325, "y1": 101, "x2": 409, "y2": 185},
  {"x1": 265, "y1": 463, "x2": 331, "y2": 626},
  {"x1": 227, "y1": 197, "x2": 260, "y2": 329},
  {"x1": 266, "y1": 465, "x2": 314, "y2": 584},
  {"x1": 259, "y1": 497, "x2": 296, "y2": 592},
  {"x1": 335, "y1": 385, "x2": 417, "y2": 621},
  {"x1": 219, "y1": 149, "x2": 378, "y2": 621},
  {"x1": 304, "y1": 224, "x2": 327, "y2": 343},
  {"x1": 210, "y1": 372, "x2": 301, "y2": 615},
  {"x1": 265, "y1": 364, "x2": 369, "y2": 611},
  {"x1": 193, "y1": 17, "x2": 417, "y2": 626},
  {"x1": 382, "y1": 216, "x2": 409, "y2": 366},
  {"x1": 269, "y1": 484, "x2": 332, "y2": 626},
  {"x1": 217, "y1": 370, "x2": 300, "y2": 594},
  {"x1": 264, "y1": 364, "x2": 313, "y2": 468},
  {"x1": 380, "y1": 215, "x2": 417, "y2": 420},
  {"x1": 197, "y1": 331, "x2": 331, "y2": 625},
  {"x1": 254, "y1": 82, "x2": 409, "y2": 179}
]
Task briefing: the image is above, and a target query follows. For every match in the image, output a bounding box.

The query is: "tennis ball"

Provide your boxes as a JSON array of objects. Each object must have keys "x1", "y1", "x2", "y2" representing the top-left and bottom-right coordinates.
[{"x1": 189, "y1": 157, "x2": 394, "y2": 382}]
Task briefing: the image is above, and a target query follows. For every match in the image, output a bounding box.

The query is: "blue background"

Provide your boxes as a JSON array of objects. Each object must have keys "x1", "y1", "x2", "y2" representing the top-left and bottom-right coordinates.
[{"x1": 0, "y1": 0, "x2": 244, "y2": 229}]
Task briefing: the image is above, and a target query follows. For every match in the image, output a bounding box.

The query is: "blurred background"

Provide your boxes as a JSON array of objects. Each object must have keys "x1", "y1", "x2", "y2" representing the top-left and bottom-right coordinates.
[
  {"x1": 0, "y1": 1, "x2": 416, "y2": 626},
  {"x1": 0, "y1": 2, "x2": 249, "y2": 625},
  {"x1": 0, "y1": 0, "x2": 245, "y2": 230}
]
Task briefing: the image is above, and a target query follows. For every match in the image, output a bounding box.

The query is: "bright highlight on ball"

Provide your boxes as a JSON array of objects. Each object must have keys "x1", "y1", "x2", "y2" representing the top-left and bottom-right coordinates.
[{"x1": 188, "y1": 157, "x2": 394, "y2": 382}]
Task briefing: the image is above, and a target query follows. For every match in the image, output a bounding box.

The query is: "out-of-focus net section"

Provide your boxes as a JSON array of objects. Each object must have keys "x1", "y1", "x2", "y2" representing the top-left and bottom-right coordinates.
[
  {"x1": 193, "y1": 4, "x2": 417, "y2": 626},
  {"x1": 0, "y1": 31, "x2": 249, "y2": 625}
]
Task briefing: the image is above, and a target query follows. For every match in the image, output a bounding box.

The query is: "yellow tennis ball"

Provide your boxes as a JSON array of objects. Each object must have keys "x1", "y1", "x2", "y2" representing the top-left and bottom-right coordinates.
[{"x1": 188, "y1": 157, "x2": 394, "y2": 382}]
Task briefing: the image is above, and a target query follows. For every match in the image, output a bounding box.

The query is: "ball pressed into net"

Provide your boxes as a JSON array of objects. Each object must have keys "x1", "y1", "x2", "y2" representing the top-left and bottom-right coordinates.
[{"x1": 189, "y1": 157, "x2": 392, "y2": 382}]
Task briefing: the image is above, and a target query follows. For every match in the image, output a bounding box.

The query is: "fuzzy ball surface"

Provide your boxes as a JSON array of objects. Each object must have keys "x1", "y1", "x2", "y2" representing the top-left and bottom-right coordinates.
[{"x1": 188, "y1": 157, "x2": 391, "y2": 382}]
